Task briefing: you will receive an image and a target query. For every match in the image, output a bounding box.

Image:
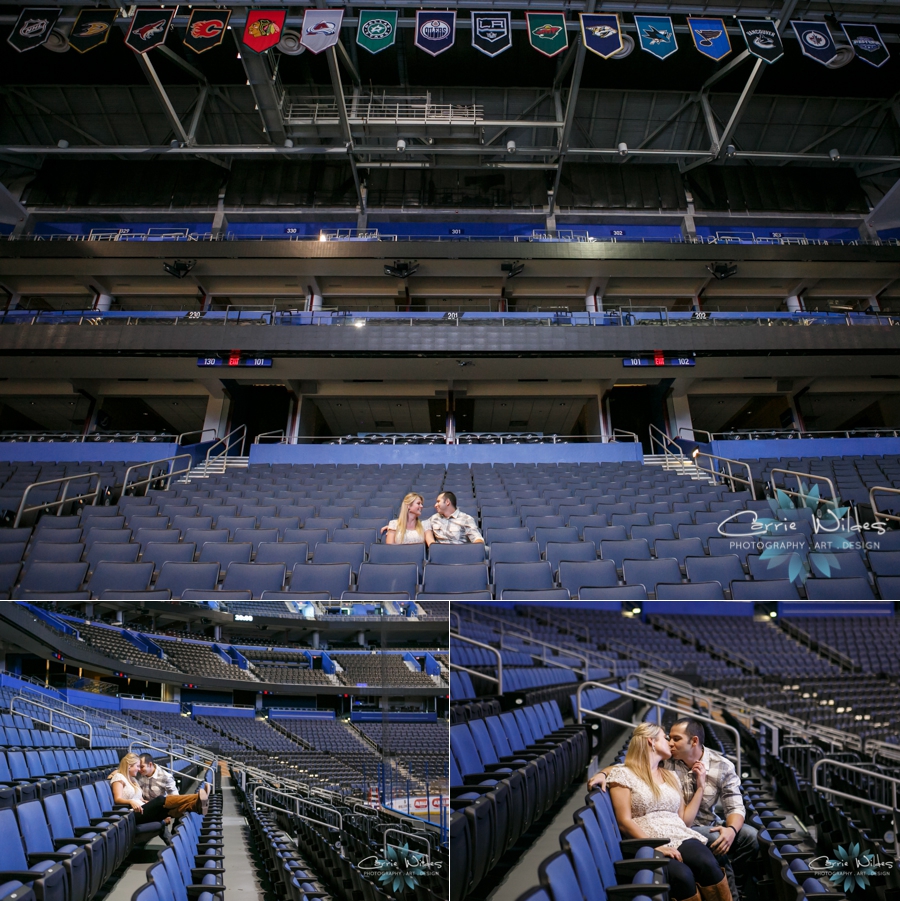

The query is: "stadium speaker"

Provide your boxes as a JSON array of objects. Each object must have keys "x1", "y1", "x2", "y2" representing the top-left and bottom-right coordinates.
[
  {"x1": 277, "y1": 30, "x2": 305, "y2": 54},
  {"x1": 501, "y1": 261, "x2": 524, "y2": 278},
  {"x1": 45, "y1": 29, "x2": 70, "y2": 52},
  {"x1": 611, "y1": 34, "x2": 634, "y2": 58},
  {"x1": 384, "y1": 261, "x2": 418, "y2": 278},
  {"x1": 707, "y1": 262, "x2": 737, "y2": 280},
  {"x1": 164, "y1": 260, "x2": 196, "y2": 279}
]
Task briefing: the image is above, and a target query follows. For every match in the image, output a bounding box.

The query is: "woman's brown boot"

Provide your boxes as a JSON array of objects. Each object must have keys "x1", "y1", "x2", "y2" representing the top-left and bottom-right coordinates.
[{"x1": 699, "y1": 874, "x2": 733, "y2": 901}]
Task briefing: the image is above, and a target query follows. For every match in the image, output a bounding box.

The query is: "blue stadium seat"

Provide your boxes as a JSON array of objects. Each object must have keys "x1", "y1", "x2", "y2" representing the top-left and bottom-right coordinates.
[
  {"x1": 88, "y1": 562, "x2": 154, "y2": 598},
  {"x1": 557, "y1": 560, "x2": 618, "y2": 597},
  {"x1": 355, "y1": 563, "x2": 418, "y2": 597},
  {"x1": 630, "y1": 525, "x2": 675, "y2": 549},
  {"x1": 84, "y1": 543, "x2": 140, "y2": 572},
  {"x1": 730, "y1": 579, "x2": 800, "y2": 600},
  {"x1": 156, "y1": 562, "x2": 220, "y2": 599},
  {"x1": 533, "y1": 528, "x2": 579, "y2": 555},
  {"x1": 501, "y1": 589, "x2": 570, "y2": 599},
  {"x1": 805, "y1": 577, "x2": 875, "y2": 600},
  {"x1": 685, "y1": 554, "x2": 745, "y2": 590},
  {"x1": 254, "y1": 542, "x2": 309, "y2": 571},
  {"x1": 567, "y1": 515, "x2": 608, "y2": 538},
  {"x1": 0, "y1": 807, "x2": 66, "y2": 901},
  {"x1": 284, "y1": 529, "x2": 328, "y2": 551},
  {"x1": 485, "y1": 528, "x2": 531, "y2": 545},
  {"x1": 312, "y1": 542, "x2": 366, "y2": 576},
  {"x1": 366, "y1": 543, "x2": 426, "y2": 579},
  {"x1": 15, "y1": 562, "x2": 88, "y2": 599},
  {"x1": 423, "y1": 564, "x2": 489, "y2": 594},
  {"x1": 221, "y1": 563, "x2": 286, "y2": 598},
  {"x1": 599, "y1": 539, "x2": 650, "y2": 572},
  {"x1": 653, "y1": 537, "x2": 705, "y2": 570},
  {"x1": 417, "y1": 591, "x2": 492, "y2": 600},
  {"x1": 289, "y1": 563, "x2": 352, "y2": 599},
  {"x1": 876, "y1": 576, "x2": 900, "y2": 600},
  {"x1": 494, "y1": 562, "x2": 554, "y2": 597},
  {"x1": 429, "y1": 544, "x2": 486, "y2": 565},
  {"x1": 25, "y1": 542, "x2": 85, "y2": 569},
  {"x1": 868, "y1": 550, "x2": 900, "y2": 576},
  {"x1": 198, "y1": 542, "x2": 253, "y2": 577},
  {"x1": 580, "y1": 586, "x2": 647, "y2": 600},
  {"x1": 331, "y1": 529, "x2": 378, "y2": 553},
  {"x1": 546, "y1": 541, "x2": 596, "y2": 576},
  {"x1": 583, "y1": 527, "x2": 627, "y2": 546},
  {"x1": 142, "y1": 542, "x2": 196, "y2": 572},
  {"x1": 656, "y1": 581, "x2": 724, "y2": 600},
  {"x1": 622, "y1": 558, "x2": 682, "y2": 593},
  {"x1": 232, "y1": 529, "x2": 279, "y2": 556}
]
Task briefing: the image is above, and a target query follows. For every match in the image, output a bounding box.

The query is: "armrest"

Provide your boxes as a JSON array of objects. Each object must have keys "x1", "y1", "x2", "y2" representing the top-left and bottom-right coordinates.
[
  {"x1": 53, "y1": 838, "x2": 91, "y2": 848},
  {"x1": 614, "y1": 859, "x2": 669, "y2": 876},
  {"x1": 26, "y1": 853, "x2": 72, "y2": 864},
  {"x1": 73, "y1": 827, "x2": 102, "y2": 836},
  {"x1": 186, "y1": 887, "x2": 224, "y2": 898},
  {"x1": 0, "y1": 870, "x2": 47, "y2": 881},
  {"x1": 191, "y1": 867, "x2": 225, "y2": 877},
  {"x1": 462, "y1": 774, "x2": 502, "y2": 785},
  {"x1": 194, "y1": 854, "x2": 225, "y2": 863},
  {"x1": 619, "y1": 838, "x2": 669, "y2": 855},
  {"x1": 451, "y1": 785, "x2": 496, "y2": 798},
  {"x1": 606, "y1": 882, "x2": 670, "y2": 900}
]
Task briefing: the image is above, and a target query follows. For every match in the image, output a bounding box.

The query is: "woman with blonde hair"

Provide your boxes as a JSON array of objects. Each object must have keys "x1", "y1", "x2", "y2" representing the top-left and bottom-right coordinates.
[
  {"x1": 606, "y1": 723, "x2": 732, "y2": 901},
  {"x1": 109, "y1": 753, "x2": 211, "y2": 822},
  {"x1": 384, "y1": 493, "x2": 434, "y2": 546}
]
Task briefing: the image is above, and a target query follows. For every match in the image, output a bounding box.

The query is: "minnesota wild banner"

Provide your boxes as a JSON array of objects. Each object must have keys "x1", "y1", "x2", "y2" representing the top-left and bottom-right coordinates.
[
  {"x1": 357, "y1": 10, "x2": 397, "y2": 54},
  {"x1": 525, "y1": 12, "x2": 567, "y2": 58}
]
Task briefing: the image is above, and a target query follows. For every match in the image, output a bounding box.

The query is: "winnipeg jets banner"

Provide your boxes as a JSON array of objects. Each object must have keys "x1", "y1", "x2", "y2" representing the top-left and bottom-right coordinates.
[
  {"x1": 243, "y1": 9, "x2": 286, "y2": 53},
  {"x1": 7, "y1": 7, "x2": 61, "y2": 52},
  {"x1": 471, "y1": 12, "x2": 512, "y2": 58},
  {"x1": 842, "y1": 23, "x2": 889, "y2": 67},
  {"x1": 68, "y1": 8, "x2": 117, "y2": 53},
  {"x1": 580, "y1": 14, "x2": 622, "y2": 59},
  {"x1": 525, "y1": 12, "x2": 568, "y2": 58},
  {"x1": 791, "y1": 20, "x2": 837, "y2": 66},
  {"x1": 688, "y1": 18, "x2": 731, "y2": 61},
  {"x1": 415, "y1": 11, "x2": 455, "y2": 57},
  {"x1": 634, "y1": 16, "x2": 677, "y2": 60},
  {"x1": 183, "y1": 8, "x2": 231, "y2": 54},
  {"x1": 738, "y1": 19, "x2": 783, "y2": 63},
  {"x1": 125, "y1": 8, "x2": 175, "y2": 53},
  {"x1": 357, "y1": 10, "x2": 397, "y2": 54}
]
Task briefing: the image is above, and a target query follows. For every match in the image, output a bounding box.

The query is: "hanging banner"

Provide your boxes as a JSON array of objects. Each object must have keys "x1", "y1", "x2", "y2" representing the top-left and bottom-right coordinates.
[
  {"x1": 300, "y1": 8, "x2": 344, "y2": 54},
  {"x1": 471, "y1": 12, "x2": 512, "y2": 58},
  {"x1": 183, "y1": 8, "x2": 231, "y2": 54},
  {"x1": 738, "y1": 19, "x2": 783, "y2": 63},
  {"x1": 688, "y1": 17, "x2": 731, "y2": 61},
  {"x1": 634, "y1": 15, "x2": 677, "y2": 60},
  {"x1": 125, "y1": 8, "x2": 175, "y2": 53},
  {"x1": 357, "y1": 10, "x2": 397, "y2": 54},
  {"x1": 414, "y1": 11, "x2": 455, "y2": 57},
  {"x1": 791, "y1": 21, "x2": 837, "y2": 66},
  {"x1": 580, "y1": 14, "x2": 622, "y2": 59},
  {"x1": 842, "y1": 23, "x2": 889, "y2": 67},
  {"x1": 7, "y1": 7, "x2": 61, "y2": 52},
  {"x1": 243, "y1": 9, "x2": 286, "y2": 53},
  {"x1": 68, "y1": 8, "x2": 117, "y2": 53},
  {"x1": 525, "y1": 12, "x2": 568, "y2": 58}
]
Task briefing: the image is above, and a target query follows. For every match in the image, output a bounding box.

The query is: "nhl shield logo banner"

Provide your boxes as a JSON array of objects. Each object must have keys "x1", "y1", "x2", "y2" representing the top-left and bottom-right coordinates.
[
  {"x1": 125, "y1": 8, "x2": 175, "y2": 53},
  {"x1": 243, "y1": 9, "x2": 286, "y2": 53},
  {"x1": 842, "y1": 23, "x2": 889, "y2": 67},
  {"x1": 634, "y1": 16, "x2": 677, "y2": 60},
  {"x1": 69, "y1": 8, "x2": 117, "y2": 53},
  {"x1": 7, "y1": 7, "x2": 60, "y2": 52},
  {"x1": 357, "y1": 10, "x2": 397, "y2": 54},
  {"x1": 580, "y1": 14, "x2": 622, "y2": 59},
  {"x1": 688, "y1": 18, "x2": 731, "y2": 61},
  {"x1": 738, "y1": 19, "x2": 783, "y2": 63},
  {"x1": 526, "y1": 12, "x2": 568, "y2": 58},
  {"x1": 300, "y1": 9, "x2": 343, "y2": 54},
  {"x1": 415, "y1": 11, "x2": 455, "y2": 57},
  {"x1": 471, "y1": 12, "x2": 511, "y2": 58},
  {"x1": 791, "y1": 21, "x2": 837, "y2": 66},
  {"x1": 184, "y1": 8, "x2": 231, "y2": 54}
]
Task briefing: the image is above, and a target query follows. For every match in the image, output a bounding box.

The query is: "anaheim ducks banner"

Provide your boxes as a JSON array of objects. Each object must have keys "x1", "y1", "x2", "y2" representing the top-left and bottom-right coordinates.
[
  {"x1": 299, "y1": 8, "x2": 343, "y2": 54},
  {"x1": 183, "y1": 8, "x2": 231, "y2": 54},
  {"x1": 243, "y1": 9, "x2": 286, "y2": 53},
  {"x1": 125, "y1": 8, "x2": 175, "y2": 53},
  {"x1": 7, "y1": 7, "x2": 60, "y2": 52},
  {"x1": 68, "y1": 8, "x2": 117, "y2": 53}
]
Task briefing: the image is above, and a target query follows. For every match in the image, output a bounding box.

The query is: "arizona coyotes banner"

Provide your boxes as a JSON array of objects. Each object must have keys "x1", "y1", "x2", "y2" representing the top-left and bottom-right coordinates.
[
  {"x1": 356, "y1": 10, "x2": 397, "y2": 54},
  {"x1": 842, "y1": 23, "x2": 889, "y2": 67},
  {"x1": 738, "y1": 19, "x2": 783, "y2": 63},
  {"x1": 791, "y1": 20, "x2": 837, "y2": 66},
  {"x1": 68, "y1": 8, "x2": 117, "y2": 53},
  {"x1": 183, "y1": 8, "x2": 231, "y2": 54},
  {"x1": 525, "y1": 12, "x2": 567, "y2": 58},
  {"x1": 125, "y1": 8, "x2": 175, "y2": 53},
  {"x1": 688, "y1": 17, "x2": 731, "y2": 61},
  {"x1": 414, "y1": 11, "x2": 455, "y2": 57},
  {"x1": 471, "y1": 12, "x2": 512, "y2": 58},
  {"x1": 634, "y1": 16, "x2": 677, "y2": 60},
  {"x1": 243, "y1": 9, "x2": 286, "y2": 53},
  {"x1": 7, "y1": 7, "x2": 60, "y2": 52},
  {"x1": 580, "y1": 14, "x2": 622, "y2": 59},
  {"x1": 300, "y1": 8, "x2": 343, "y2": 54}
]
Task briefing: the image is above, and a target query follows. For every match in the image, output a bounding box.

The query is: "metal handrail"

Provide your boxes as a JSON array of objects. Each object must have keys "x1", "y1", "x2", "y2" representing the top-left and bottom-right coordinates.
[
  {"x1": 383, "y1": 827, "x2": 432, "y2": 865},
  {"x1": 678, "y1": 426, "x2": 714, "y2": 443},
  {"x1": 869, "y1": 740, "x2": 900, "y2": 766},
  {"x1": 500, "y1": 633, "x2": 590, "y2": 679},
  {"x1": 254, "y1": 429, "x2": 285, "y2": 444},
  {"x1": 691, "y1": 451, "x2": 756, "y2": 499},
  {"x1": 127, "y1": 740, "x2": 216, "y2": 774},
  {"x1": 121, "y1": 453, "x2": 194, "y2": 496},
  {"x1": 776, "y1": 619, "x2": 857, "y2": 672},
  {"x1": 14, "y1": 471, "x2": 100, "y2": 528},
  {"x1": 205, "y1": 424, "x2": 247, "y2": 468},
  {"x1": 177, "y1": 428, "x2": 218, "y2": 444},
  {"x1": 611, "y1": 428, "x2": 640, "y2": 443},
  {"x1": 870, "y1": 485, "x2": 900, "y2": 525},
  {"x1": 606, "y1": 637, "x2": 672, "y2": 670},
  {"x1": 770, "y1": 468, "x2": 838, "y2": 508},
  {"x1": 251, "y1": 785, "x2": 343, "y2": 832},
  {"x1": 648, "y1": 423, "x2": 690, "y2": 474},
  {"x1": 624, "y1": 671, "x2": 713, "y2": 717},
  {"x1": 455, "y1": 604, "x2": 532, "y2": 639},
  {"x1": 11, "y1": 696, "x2": 93, "y2": 746},
  {"x1": 449, "y1": 632, "x2": 502, "y2": 695}
]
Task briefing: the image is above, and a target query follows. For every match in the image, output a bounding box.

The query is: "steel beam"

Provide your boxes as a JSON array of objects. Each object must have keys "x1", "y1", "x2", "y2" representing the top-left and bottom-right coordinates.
[
  {"x1": 233, "y1": 30, "x2": 286, "y2": 145},
  {"x1": 134, "y1": 54, "x2": 189, "y2": 145},
  {"x1": 187, "y1": 87, "x2": 209, "y2": 146}
]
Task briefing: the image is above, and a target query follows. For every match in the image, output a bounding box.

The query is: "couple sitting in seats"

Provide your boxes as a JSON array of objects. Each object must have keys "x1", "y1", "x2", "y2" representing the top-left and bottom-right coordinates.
[{"x1": 383, "y1": 491, "x2": 484, "y2": 546}]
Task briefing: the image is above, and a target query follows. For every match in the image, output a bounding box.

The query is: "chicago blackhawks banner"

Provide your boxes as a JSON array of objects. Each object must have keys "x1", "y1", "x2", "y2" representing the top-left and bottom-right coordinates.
[
  {"x1": 300, "y1": 8, "x2": 343, "y2": 54},
  {"x1": 68, "y1": 8, "x2": 117, "y2": 53},
  {"x1": 414, "y1": 11, "x2": 455, "y2": 57},
  {"x1": 738, "y1": 19, "x2": 783, "y2": 63},
  {"x1": 580, "y1": 14, "x2": 622, "y2": 59},
  {"x1": 243, "y1": 9, "x2": 286, "y2": 53},
  {"x1": 841, "y1": 23, "x2": 889, "y2": 67},
  {"x1": 7, "y1": 7, "x2": 60, "y2": 52},
  {"x1": 183, "y1": 8, "x2": 231, "y2": 54},
  {"x1": 525, "y1": 12, "x2": 567, "y2": 58},
  {"x1": 357, "y1": 10, "x2": 397, "y2": 54},
  {"x1": 471, "y1": 11, "x2": 512, "y2": 58},
  {"x1": 125, "y1": 8, "x2": 175, "y2": 53}
]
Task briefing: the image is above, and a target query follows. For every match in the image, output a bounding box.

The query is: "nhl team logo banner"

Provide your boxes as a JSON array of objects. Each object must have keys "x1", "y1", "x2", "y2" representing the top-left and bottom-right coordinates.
[
  {"x1": 791, "y1": 21, "x2": 837, "y2": 66},
  {"x1": 580, "y1": 14, "x2": 622, "y2": 59},
  {"x1": 184, "y1": 8, "x2": 231, "y2": 54},
  {"x1": 471, "y1": 12, "x2": 512, "y2": 58},
  {"x1": 842, "y1": 23, "x2": 889, "y2": 67},
  {"x1": 243, "y1": 9, "x2": 286, "y2": 53},
  {"x1": 634, "y1": 15, "x2": 677, "y2": 60},
  {"x1": 125, "y1": 8, "x2": 175, "y2": 53},
  {"x1": 688, "y1": 18, "x2": 731, "y2": 61},
  {"x1": 69, "y1": 8, "x2": 117, "y2": 53},
  {"x1": 526, "y1": 12, "x2": 568, "y2": 58},
  {"x1": 300, "y1": 8, "x2": 343, "y2": 54},
  {"x1": 415, "y1": 11, "x2": 455, "y2": 57},
  {"x1": 357, "y1": 10, "x2": 397, "y2": 54},
  {"x1": 7, "y1": 7, "x2": 61, "y2": 52},
  {"x1": 738, "y1": 19, "x2": 783, "y2": 63}
]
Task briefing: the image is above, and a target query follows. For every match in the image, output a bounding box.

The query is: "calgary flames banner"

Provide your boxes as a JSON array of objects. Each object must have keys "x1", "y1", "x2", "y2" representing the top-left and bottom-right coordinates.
[
  {"x1": 243, "y1": 9, "x2": 286, "y2": 53},
  {"x1": 125, "y1": 8, "x2": 175, "y2": 53},
  {"x1": 183, "y1": 8, "x2": 231, "y2": 54}
]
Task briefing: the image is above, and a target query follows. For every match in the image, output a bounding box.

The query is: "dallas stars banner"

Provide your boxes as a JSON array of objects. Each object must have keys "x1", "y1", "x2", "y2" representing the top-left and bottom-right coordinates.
[
  {"x1": 357, "y1": 10, "x2": 397, "y2": 54},
  {"x1": 791, "y1": 20, "x2": 837, "y2": 66},
  {"x1": 580, "y1": 14, "x2": 622, "y2": 59},
  {"x1": 415, "y1": 11, "x2": 455, "y2": 57},
  {"x1": 471, "y1": 12, "x2": 512, "y2": 58},
  {"x1": 243, "y1": 9, "x2": 286, "y2": 53},
  {"x1": 634, "y1": 16, "x2": 677, "y2": 60},
  {"x1": 183, "y1": 8, "x2": 231, "y2": 54},
  {"x1": 688, "y1": 18, "x2": 731, "y2": 61},
  {"x1": 125, "y1": 8, "x2": 175, "y2": 53},
  {"x1": 7, "y1": 7, "x2": 60, "y2": 52},
  {"x1": 68, "y1": 8, "x2": 116, "y2": 53},
  {"x1": 738, "y1": 19, "x2": 783, "y2": 63},
  {"x1": 842, "y1": 23, "x2": 889, "y2": 67},
  {"x1": 525, "y1": 12, "x2": 567, "y2": 58}
]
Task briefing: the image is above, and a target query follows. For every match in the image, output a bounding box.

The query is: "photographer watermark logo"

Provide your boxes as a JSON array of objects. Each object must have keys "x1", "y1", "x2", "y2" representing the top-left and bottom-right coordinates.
[
  {"x1": 358, "y1": 844, "x2": 440, "y2": 892},
  {"x1": 809, "y1": 843, "x2": 895, "y2": 893}
]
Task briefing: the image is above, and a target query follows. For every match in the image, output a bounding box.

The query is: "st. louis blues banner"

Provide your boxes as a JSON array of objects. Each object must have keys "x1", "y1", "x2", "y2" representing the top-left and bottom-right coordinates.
[
  {"x1": 69, "y1": 8, "x2": 117, "y2": 53},
  {"x1": 300, "y1": 9, "x2": 343, "y2": 54},
  {"x1": 738, "y1": 19, "x2": 783, "y2": 63},
  {"x1": 688, "y1": 18, "x2": 731, "y2": 61},
  {"x1": 183, "y1": 8, "x2": 231, "y2": 54},
  {"x1": 125, "y1": 8, "x2": 175, "y2": 53},
  {"x1": 7, "y1": 7, "x2": 60, "y2": 52},
  {"x1": 842, "y1": 23, "x2": 889, "y2": 67},
  {"x1": 471, "y1": 12, "x2": 511, "y2": 57},
  {"x1": 791, "y1": 20, "x2": 837, "y2": 66},
  {"x1": 525, "y1": 12, "x2": 568, "y2": 58},
  {"x1": 580, "y1": 14, "x2": 622, "y2": 59},
  {"x1": 415, "y1": 11, "x2": 455, "y2": 57},
  {"x1": 634, "y1": 16, "x2": 677, "y2": 60},
  {"x1": 357, "y1": 10, "x2": 397, "y2": 54}
]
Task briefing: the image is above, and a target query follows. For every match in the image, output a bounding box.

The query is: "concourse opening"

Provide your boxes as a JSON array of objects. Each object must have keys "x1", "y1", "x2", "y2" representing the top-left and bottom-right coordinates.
[
  {"x1": 607, "y1": 385, "x2": 669, "y2": 453},
  {"x1": 225, "y1": 383, "x2": 292, "y2": 445}
]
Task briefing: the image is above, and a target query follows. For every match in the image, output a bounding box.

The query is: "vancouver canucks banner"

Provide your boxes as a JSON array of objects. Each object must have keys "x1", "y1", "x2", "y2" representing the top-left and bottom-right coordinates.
[
  {"x1": 634, "y1": 15, "x2": 677, "y2": 60},
  {"x1": 525, "y1": 12, "x2": 567, "y2": 58},
  {"x1": 183, "y1": 8, "x2": 231, "y2": 54},
  {"x1": 471, "y1": 12, "x2": 512, "y2": 57},
  {"x1": 243, "y1": 9, "x2": 286, "y2": 53},
  {"x1": 738, "y1": 19, "x2": 783, "y2": 63},
  {"x1": 125, "y1": 8, "x2": 175, "y2": 53},
  {"x1": 415, "y1": 11, "x2": 455, "y2": 57},
  {"x1": 357, "y1": 10, "x2": 397, "y2": 54},
  {"x1": 791, "y1": 20, "x2": 837, "y2": 66},
  {"x1": 842, "y1": 23, "x2": 889, "y2": 67},
  {"x1": 688, "y1": 18, "x2": 731, "y2": 61},
  {"x1": 300, "y1": 9, "x2": 343, "y2": 53},
  {"x1": 7, "y1": 7, "x2": 60, "y2": 52},
  {"x1": 69, "y1": 8, "x2": 117, "y2": 53},
  {"x1": 580, "y1": 14, "x2": 622, "y2": 59}
]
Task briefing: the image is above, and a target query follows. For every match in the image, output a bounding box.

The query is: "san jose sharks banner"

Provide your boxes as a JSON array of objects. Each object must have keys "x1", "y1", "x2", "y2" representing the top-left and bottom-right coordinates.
[
  {"x1": 471, "y1": 12, "x2": 512, "y2": 57},
  {"x1": 68, "y1": 8, "x2": 117, "y2": 53},
  {"x1": 634, "y1": 15, "x2": 677, "y2": 60},
  {"x1": 842, "y1": 23, "x2": 889, "y2": 67},
  {"x1": 688, "y1": 18, "x2": 731, "y2": 61},
  {"x1": 580, "y1": 14, "x2": 622, "y2": 59},
  {"x1": 125, "y1": 8, "x2": 175, "y2": 53},
  {"x1": 738, "y1": 19, "x2": 783, "y2": 63},
  {"x1": 7, "y1": 7, "x2": 60, "y2": 52},
  {"x1": 243, "y1": 9, "x2": 286, "y2": 53},
  {"x1": 357, "y1": 10, "x2": 397, "y2": 54},
  {"x1": 525, "y1": 12, "x2": 568, "y2": 58},
  {"x1": 183, "y1": 8, "x2": 231, "y2": 54},
  {"x1": 415, "y1": 11, "x2": 455, "y2": 57},
  {"x1": 791, "y1": 20, "x2": 837, "y2": 66}
]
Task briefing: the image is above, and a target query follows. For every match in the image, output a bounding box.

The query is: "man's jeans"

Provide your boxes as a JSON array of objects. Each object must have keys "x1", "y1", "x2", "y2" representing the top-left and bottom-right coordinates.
[{"x1": 691, "y1": 823, "x2": 759, "y2": 899}]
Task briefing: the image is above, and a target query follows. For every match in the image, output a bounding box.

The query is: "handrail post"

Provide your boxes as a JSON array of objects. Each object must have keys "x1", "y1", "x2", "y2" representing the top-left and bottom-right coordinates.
[{"x1": 449, "y1": 632, "x2": 503, "y2": 695}]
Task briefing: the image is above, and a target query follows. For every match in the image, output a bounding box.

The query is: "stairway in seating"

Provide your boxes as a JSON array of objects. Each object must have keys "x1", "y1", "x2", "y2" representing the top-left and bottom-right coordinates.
[
  {"x1": 643, "y1": 453, "x2": 714, "y2": 481},
  {"x1": 181, "y1": 455, "x2": 250, "y2": 479}
]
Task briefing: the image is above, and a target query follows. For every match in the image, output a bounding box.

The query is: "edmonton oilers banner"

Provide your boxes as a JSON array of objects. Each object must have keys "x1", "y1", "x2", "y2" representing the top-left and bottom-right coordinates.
[
  {"x1": 125, "y1": 8, "x2": 175, "y2": 53},
  {"x1": 688, "y1": 17, "x2": 731, "y2": 61},
  {"x1": 525, "y1": 12, "x2": 568, "y2": 58},
  {"x1": 842, "y1": 23, "x2": 889, "y2": 67},
  {"x1": 791, "y1": 20, "x2": 837, "y2": 66},
  {"x1": 471, "y1": 11, "x2": 512, "y2": 57},
  {"x1": 580, "y1": 14, "x2": 622, "y2": 59},
  {"x1": 634, "y1": 16, "x2": 677, "y2": 60},
  {"x1": 183, "y1": 8, "x2": 231, "y2": 54},
  {"x1": 300, "y1": 8, "x2": 343, "y2": 54},
  {"x1": 68, "y1": 8, "x2": 116, "y2": 53},
  {"x1": 243, "y1": 9, "x2": 286, "y2": 53},
  {"x1": 415, "y1": 11, "x2": 455, "y2": 57},
  {"x1": 357, "y1": 10, "x2": 397, "y2": 54},
  {"x1": 738, "y1": 19, "x2": 783, "y2": 63},
  {"x1": 7, "y1": 7, "x2": 60, "y2": 51}
]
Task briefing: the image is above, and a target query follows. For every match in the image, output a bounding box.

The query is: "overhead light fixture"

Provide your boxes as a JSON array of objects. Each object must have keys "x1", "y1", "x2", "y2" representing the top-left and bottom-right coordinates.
[
  {"x1": 725, "y1": 144, "x2": 736, "y2": 158},
  {"x1": 829, "y1": 148, "x2": 841, "y2": 161},
  {"x1": 617, "y1": 142, "x2": 628, "y2": 156},
  {"x1": 396, "y1": 139, "x2": 407, "y2": 152},
  {"x1": 506, "y1": 140, "x2": 516, "y2": 153},
  {"x1": 384, "y1": 261, "x2": 418, "y2": 278},
  {"x1": 707, "y1": 262, "x2": 737, "y2": 280},
  {"x1": 163, "y1": 260, "x2": 195, "y2": 279},
  {"x1": 501, "y1": 261, "x2": 524, "y2": 278}
]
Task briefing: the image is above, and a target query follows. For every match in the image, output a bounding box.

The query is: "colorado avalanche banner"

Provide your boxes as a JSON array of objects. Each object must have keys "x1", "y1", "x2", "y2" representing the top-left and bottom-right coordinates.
[
  {"x1": 471, "y1": 12, "x2": 512, "y2": 58},
  {"x1": 300, "y1": 9, "x2": 344, "y2": 54},
  {"x1": 634, "y1": 16, "x2": 677, "y2": 60},
  {"x1": 842, "y1": 23, "x2": 889, "y2": 67},
  {"x1": 7, "y1": 7, "x2": 60, "y2": 52},
  {"x1": 525, "y1": 12, "x2": 568, "y2": 58},
  {"x1": 183, "y1": 8, "x2": 231, "y2": 54},
  {"x1": 68, "y1": 8, "x2": 117, "y2": 53},
  {"x1": 125, "y1": 8, "x2": 175, "y2": 53},
  {"x1": 357, "y1": 10, "x2": 397, "y2": 54},
  {"x1": 688, "y1": 18, "x2": 731, "y2": 61},
  {"x1": 738, "y1": 19, "x2": 783, "y2": 63},
  {"x1": 243, "y1": 9, "x2": 286, "y2": 53},
  {"x1": 791, "y1": 20, "x2": 837, "y2": 66},
  {"x1": 580, "y1": 14, "x2": 622, "y2": 59},
  {"x1": 415, "y1": 11, "x2": 455, "y2": 57}
]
